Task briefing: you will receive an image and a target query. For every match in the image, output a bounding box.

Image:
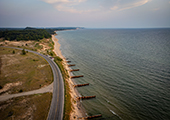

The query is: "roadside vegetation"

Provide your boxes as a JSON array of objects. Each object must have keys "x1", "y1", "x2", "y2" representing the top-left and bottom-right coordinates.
[{"x1": 54, "y1": 56, "x2": 72, "y2": 120}]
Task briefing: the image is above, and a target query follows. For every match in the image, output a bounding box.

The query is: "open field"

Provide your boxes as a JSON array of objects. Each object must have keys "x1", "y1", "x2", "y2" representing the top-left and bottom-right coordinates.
[
  {"x1": 0, "y1": 93, "x2": 52, "y2": 120},
  {"x1": 0, "y1": 46, "x2": 53, "y2": 120},
  {"x1": 0, "y1": 47, "x2": 53, "y2": 94}
]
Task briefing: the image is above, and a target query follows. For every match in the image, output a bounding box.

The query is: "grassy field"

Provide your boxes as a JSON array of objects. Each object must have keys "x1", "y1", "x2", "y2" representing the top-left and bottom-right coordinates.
[
  {"x1": 0, "y1": 47, "x2": 53, "y2": 94},
  {"x1": 0, "y1": 93, "x2": 52, "y2": 120},
  {"x1": 0, "y1": 36, "x2": 72, "y2": 119}
]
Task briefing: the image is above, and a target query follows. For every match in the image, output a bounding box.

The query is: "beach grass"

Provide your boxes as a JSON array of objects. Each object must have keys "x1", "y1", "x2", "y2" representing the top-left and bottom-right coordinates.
[{"x1": 34, "y1": 43, "x2": 43, "y2": 49}]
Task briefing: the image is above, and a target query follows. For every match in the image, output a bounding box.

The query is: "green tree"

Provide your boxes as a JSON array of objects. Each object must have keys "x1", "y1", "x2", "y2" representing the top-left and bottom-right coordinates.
[
  {"x1": 21, "y1": 49, "x2": 26, "y2": 55},
  {"x1": 12, "y1": 50, "x2": 15, "y2": 54}
]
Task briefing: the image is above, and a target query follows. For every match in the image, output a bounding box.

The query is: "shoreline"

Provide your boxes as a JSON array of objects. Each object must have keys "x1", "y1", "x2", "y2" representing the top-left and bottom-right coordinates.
[{"x1": 52, "y1": 34, "x2": 86, "y2": 119}]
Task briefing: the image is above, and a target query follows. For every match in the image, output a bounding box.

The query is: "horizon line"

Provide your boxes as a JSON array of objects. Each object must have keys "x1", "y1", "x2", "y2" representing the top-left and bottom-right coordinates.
[{"x1": 0, "y1": 27, "x2": 170, "y2": 29}]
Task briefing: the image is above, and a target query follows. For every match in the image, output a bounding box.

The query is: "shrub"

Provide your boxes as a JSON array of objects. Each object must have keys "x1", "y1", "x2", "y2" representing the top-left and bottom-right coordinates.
[
  {"x1": 21, "y1": 49, "x2": 26, "y2": 55},
  {"x1": 55, "y1": 56, "x2": 63, "y2": 61},
  {"x1": 33, "y1": 59, "x2": 38, "y2": 61},
  {"x1": 19, "y1": 89, "x2": 23, "y2": 92},
  {"x1": 8, "y1": 111, "x2": 13, "y2": 117}
]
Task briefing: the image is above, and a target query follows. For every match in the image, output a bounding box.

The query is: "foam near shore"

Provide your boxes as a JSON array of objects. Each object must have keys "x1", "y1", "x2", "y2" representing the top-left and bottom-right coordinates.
[{"x1": 52, "y1": 34, "x2": 86, "y2": 120}]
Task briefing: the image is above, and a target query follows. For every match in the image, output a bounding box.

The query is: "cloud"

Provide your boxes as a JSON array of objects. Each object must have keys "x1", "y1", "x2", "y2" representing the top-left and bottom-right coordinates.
[
  {"x1": 41, "y1": 0, "x2": 94, "y2": 13},
  {"x1": 110, "y1": 0, "x2": 150, "y2": 11},
  {"x1": 111, "y1": 6, "x2": 118, "y2": 11},
  {"x1": 152, "y1": 7, "x2": 160, "y2": 11},
  {"x1": 54, "y1": 3, "x2": 98, "y2": 13},
  {"x1": 42, "y1": 0, "x2": 85, "y2": 4},
  {"x1": 42, "y1": 0, "x2": 67, "y2": 4},
  {"x1": 41, "y1": 0, "x2": 150, "y2": 13},
  {"x1": 121, "y1": 0, "x2": 149, "y2": 11}
]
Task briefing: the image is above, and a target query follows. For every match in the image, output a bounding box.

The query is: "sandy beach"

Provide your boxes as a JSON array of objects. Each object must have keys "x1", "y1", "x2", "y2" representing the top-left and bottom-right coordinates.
[
  {"x1": 52, "y1": 35, "x2": 86, "y2": 120},
  {"x1": 52, "y1": 35, "x2": 64, "y2": 59}
]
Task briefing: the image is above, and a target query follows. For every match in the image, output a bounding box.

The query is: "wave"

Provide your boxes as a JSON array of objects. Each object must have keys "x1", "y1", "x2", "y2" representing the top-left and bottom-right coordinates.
[{"x1": 110, "y1": 110, "x2": 122, "y2": 119}]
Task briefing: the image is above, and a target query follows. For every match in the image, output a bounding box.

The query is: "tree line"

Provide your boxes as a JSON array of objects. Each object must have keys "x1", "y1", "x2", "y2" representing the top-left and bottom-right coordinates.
[
  {"x1": 0, "y1": 29, "x2": 51, "y2": 41},
  {"x1": 0, "y1": 27, "x2": 84, "y2": 41}
]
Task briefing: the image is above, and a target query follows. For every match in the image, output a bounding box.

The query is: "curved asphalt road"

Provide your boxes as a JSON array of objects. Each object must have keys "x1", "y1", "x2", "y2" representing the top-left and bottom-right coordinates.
[{"x1": 1, "y1": 46, "x2": 64, "y2": 120}]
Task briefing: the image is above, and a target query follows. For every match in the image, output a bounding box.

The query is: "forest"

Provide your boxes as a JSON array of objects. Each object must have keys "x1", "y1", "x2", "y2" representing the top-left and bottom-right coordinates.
[
  {"x1": 0, "y1": 28, "x2": 51, "y2": 41},
  {"x1": 0, "y1": 27, "x2": 83, "y2": 41}
]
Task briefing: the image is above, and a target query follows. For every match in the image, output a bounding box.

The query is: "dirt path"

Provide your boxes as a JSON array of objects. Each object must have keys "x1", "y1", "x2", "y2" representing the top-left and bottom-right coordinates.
[{"x1": 0, "y1": 83, "x2": 53, "y2": 102}]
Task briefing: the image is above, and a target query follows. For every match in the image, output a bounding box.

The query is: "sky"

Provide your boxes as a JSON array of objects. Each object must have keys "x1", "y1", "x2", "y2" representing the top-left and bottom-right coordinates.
[{"x1": 0, "y1": 0, "x2": 170, "y2": 28}]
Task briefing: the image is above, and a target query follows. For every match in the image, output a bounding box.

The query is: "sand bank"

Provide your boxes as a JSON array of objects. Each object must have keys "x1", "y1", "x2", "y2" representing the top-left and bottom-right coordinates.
[
  {"x1": 52, "y1": 35, "x2": 64, "y2": 59},
  {"x1": 52, "y1": 35, "x2": 86, "y2": 120}
]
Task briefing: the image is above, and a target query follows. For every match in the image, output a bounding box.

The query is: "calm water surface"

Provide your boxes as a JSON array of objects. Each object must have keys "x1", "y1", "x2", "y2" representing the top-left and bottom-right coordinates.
[{"x1": 56, "y1": 29, "x2": 170, "y2": 120}]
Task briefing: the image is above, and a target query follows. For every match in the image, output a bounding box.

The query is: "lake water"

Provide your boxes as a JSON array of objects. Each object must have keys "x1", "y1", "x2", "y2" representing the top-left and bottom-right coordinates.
[{"x1": 55, "y1": 28, "x2": 170, "y2": 120}]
